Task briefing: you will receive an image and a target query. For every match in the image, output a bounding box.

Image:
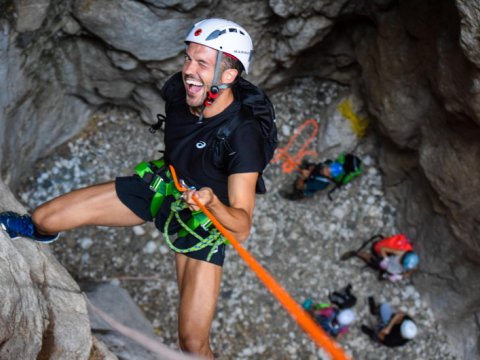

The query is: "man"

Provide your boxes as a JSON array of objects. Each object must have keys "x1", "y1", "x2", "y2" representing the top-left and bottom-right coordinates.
[
  {"x1": 302, "y1": 284, "x2": 357, "y2": 339},
  {"x1": 361, "y1": 297, "x2": 418, "y2": 347},
  {"x1": 281, "y1": 160, "x2": 344, "y2": 200},
  {"x1": 0, "y1": 18, "x2": 274, "y2": 358},
  {"x1": 311, "y1": 307, "x2": 356, "y2": 339},
  {"x1": 353, "y1": 234, "x2": 419, "y2": 282}
]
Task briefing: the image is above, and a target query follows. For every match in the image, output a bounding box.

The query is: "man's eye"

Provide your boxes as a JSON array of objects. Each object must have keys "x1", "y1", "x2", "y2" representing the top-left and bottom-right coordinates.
[{"x1": 184, "y1": 55, "x2": 190, "y2": 61}]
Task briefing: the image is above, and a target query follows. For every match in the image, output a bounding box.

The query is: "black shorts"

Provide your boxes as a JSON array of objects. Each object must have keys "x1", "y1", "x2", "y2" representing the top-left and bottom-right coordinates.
[{"x1": 115, "y1": 175, "x2": 226, "y2": 266}]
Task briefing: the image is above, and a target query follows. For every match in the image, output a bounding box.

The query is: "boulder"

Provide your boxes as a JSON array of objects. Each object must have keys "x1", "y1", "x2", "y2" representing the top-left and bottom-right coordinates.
[
  {"x1": 72, "y1": 0, "x2": 189, "y2": 62},
  {"x1": 82, "y1": 282, "x2": 160, "y2": 360},
  {"x1": 0, "y1": 180, "x2": 115, "y2": 359}
]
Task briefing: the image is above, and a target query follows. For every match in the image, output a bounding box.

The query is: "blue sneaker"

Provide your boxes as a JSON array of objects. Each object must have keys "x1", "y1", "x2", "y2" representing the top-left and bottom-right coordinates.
[{"x1": 0, "y1": 211, "x2": 59, "y2": 243}]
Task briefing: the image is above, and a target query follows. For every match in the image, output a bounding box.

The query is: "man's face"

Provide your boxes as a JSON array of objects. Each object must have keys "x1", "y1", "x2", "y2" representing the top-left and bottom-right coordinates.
[{"x1": 182, "y1": 42, "x2": 217, "y2": 109}]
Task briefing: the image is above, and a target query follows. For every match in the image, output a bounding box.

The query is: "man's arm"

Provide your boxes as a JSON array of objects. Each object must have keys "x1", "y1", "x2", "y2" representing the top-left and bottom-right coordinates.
[
  {"x1": 181, "y1": 172, "x2": 258, "y2": 243},
  {"x1": 378, "y1": 246, "x2": 405, "y2": 258},
  {"x1": 402, "y1": 269, "x2": 417, "y2": 279},
  {"x1": 378, "y1": 312, "x2": 406, "y2": 341}
]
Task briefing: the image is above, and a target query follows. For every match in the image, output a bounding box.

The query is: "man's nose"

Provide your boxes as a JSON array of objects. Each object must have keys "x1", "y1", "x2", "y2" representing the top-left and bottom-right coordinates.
[{"x1": 183, "y1": 60, "x2": 196, "y2": 75}]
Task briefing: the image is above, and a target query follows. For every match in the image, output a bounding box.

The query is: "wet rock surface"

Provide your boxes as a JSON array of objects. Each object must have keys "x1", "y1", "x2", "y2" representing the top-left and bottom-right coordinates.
[{"x1": 18, "y1": 77, "x2": 457, "y2": 360}]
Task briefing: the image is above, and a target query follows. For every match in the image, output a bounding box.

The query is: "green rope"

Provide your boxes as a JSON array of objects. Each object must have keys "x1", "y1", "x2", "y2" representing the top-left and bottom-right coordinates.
[{"x1": 163, "y1": 199, "x2": 226, "y2": 261}]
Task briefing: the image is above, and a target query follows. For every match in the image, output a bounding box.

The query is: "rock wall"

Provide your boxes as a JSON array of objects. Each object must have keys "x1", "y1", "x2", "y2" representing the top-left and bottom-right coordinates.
[
  {"x1": 0, "y1": 0, "x2": 344, "y2": 186},
  {"x1": 1, "y1": 0, "x2": 480, "y2": 357},
  {"x1": 346, "y1": 0, "x2": 480, "y2": 357},
  {"x1": 351, "y1": 0, "x2": 480, "y2": 259},
  {"x1": 0, "y1": 181, "x2": 116, "y2": 359}
]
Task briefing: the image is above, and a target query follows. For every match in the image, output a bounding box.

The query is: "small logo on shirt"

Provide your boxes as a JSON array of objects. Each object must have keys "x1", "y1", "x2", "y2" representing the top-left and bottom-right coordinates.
[{"x1": 196, "y1": 141, "x2": 206, "y2": 149}]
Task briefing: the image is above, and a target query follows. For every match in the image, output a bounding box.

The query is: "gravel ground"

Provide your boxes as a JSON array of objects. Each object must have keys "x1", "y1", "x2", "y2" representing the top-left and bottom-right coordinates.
[{"x1": 18, "y1": 77, "x2": 457, "y2": 360}]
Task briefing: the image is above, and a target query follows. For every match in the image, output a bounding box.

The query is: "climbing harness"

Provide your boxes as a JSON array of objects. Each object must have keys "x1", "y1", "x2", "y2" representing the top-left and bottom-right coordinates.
[
  {"x1": 135, "y1": 159, "x2": 180, "y2": 218},
  {"x1": 168, "y1": 164, "x2": 351, "y2": 360},
  {"x1": 135, "y1": 159, "x2": 226, "y2": 259}
]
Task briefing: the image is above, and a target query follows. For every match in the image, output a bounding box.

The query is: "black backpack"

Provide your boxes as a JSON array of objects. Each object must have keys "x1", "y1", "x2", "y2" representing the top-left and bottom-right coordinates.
[
  {"x1": 213, "y1": 77, "x2": 278, "y2": 193},
  {"x1": 328, "y1": 284, "x2": 357, "y2": 309}
]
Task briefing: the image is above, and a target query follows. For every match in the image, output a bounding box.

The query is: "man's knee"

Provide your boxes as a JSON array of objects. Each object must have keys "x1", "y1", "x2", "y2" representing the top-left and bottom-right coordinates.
[
  {"x1": 356, "y1": 250, "x2": 371, "y2": 262},
  {"x1": 31, "y1": 205, "x2": 57, "y2": 234},
  {"x1": 178, "y1": 331, "x2": 210, "y2": 355}
]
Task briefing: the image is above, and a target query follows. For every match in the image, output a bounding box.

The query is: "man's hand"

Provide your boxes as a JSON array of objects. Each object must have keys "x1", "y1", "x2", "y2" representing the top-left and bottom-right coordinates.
[
  {"x1": 378, "y1": 328, "x2": 389, "y2": 341},
  {"x1": 388, "y1": 274, "x2": 403, "y2": 282},
  {"x1": 182, "y1": 187, "x2": 215, "y2": 211},
  {"x1": 178, "y1": 172, "x2": 257, "y2": 243},
  {"x1": 379, "y1": 257, "x2": 389, "y2": 270}
]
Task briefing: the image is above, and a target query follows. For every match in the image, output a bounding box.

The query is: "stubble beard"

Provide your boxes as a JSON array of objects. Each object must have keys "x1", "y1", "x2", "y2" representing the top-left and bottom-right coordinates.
[{"x1": 186, "y1": 94, "x2": 206, "y2": 115}]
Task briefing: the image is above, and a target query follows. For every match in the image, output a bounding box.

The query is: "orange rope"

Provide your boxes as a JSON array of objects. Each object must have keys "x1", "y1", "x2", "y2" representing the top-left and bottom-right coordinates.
[
  {"x1": 169, "y1": 165, "x2": 350, "y2": 360},
  {"x1": 272, "y1": 119, "x2": 319, "y2": 173}
]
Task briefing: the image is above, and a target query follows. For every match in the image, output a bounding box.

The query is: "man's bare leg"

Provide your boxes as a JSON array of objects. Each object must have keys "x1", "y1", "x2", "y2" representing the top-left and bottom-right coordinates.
[
  {"x1": 32, "y1": 181, "x2": 145, "y2": 234},
  {"x1": 356, "y1": 250, "x2": 375, "y2": 265},
  {"x1": 175, "y1": 253, "x2": 222, "y2": 359}
]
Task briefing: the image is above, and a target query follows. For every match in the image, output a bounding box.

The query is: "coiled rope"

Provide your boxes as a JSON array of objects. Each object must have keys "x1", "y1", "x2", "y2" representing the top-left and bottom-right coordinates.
[
  {"x1": 272, "y1": 118, "x2": 319, "y2": 173},
  {"x1": 163, "y1": 199, "x2": 225, "y2": 262}
]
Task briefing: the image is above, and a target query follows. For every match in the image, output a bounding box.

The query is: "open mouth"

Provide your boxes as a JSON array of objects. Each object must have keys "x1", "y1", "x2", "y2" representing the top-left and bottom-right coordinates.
[{"x1": 185, "y1": 78, "x2": 204, "y2": 95}]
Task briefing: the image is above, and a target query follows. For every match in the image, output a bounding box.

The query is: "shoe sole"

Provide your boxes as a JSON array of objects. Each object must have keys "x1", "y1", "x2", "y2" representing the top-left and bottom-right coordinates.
[
  {"x1": 0, "y1": 223, "x2": 59, "y2": 243},
  {"x1": 33, "y1": 237, "x2": 59, "y2": 244},
  {"x1": 340, "y1": 250, "x2": 357, "y2": 261}
]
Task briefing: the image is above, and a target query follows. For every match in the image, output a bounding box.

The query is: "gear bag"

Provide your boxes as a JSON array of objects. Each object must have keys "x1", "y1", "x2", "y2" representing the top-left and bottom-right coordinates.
[
  {"x1": 325, "y1": 153, "x2": 363, "y2": 200},
  {"x1": 328, "y1": 284, "x2": 357, "y2": 309},
  {"x1": 372, "y1": 233, "x2": 414, "y2": 256},
  {"x1": 333, "y1": 153, "x2": 362, "y2": 185}
]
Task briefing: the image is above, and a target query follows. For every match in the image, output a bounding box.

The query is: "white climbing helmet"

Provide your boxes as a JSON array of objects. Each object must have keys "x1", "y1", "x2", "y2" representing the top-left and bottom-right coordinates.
[
  {"x1": 400, "y1": 320, "x2": 418, "y2": 339},
  {"x1": 336, "y1": 309, "x2": 356, "y2": 326},
  {"x1": 185, "y1": 18, "x2": 254, "y2": 74}
]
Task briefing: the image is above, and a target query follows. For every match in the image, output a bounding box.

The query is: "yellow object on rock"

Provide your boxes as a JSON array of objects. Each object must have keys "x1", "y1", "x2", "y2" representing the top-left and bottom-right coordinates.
[{"x1": 338, "y1": 99, "x2": 369, "y2": 137}]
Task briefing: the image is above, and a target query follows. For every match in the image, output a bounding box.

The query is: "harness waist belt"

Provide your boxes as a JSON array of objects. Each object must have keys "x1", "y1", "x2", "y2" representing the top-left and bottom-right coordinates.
[{"x1": 135, "y1": 159, "x2": 179, "y2": 217}]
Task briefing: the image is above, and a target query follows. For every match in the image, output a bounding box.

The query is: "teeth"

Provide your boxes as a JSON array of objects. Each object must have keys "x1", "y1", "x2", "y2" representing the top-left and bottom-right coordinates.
[{"x1": 186, "y1": 79, "x2": 203, "y2": 86}]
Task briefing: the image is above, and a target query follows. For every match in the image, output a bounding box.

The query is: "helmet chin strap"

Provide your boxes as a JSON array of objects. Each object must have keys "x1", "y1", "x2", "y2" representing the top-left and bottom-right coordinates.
[{"x1": 197, "y1": 50, "x2": 234, "y2": 123}]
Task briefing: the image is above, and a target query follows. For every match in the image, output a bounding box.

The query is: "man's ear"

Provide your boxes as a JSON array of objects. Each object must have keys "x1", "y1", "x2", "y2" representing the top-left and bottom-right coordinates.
[{"x1": 222, "y1": 68, "x2": 238, "y2": 84}]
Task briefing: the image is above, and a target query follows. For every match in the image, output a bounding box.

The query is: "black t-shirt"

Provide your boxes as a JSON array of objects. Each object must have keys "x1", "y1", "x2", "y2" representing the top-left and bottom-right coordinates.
[
  {"x1": 162, "y1": 74, "x2": 266, "y2": 205},
  {"x1": 382, "y1": 316, "x2": 414, "y2": 348}
]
